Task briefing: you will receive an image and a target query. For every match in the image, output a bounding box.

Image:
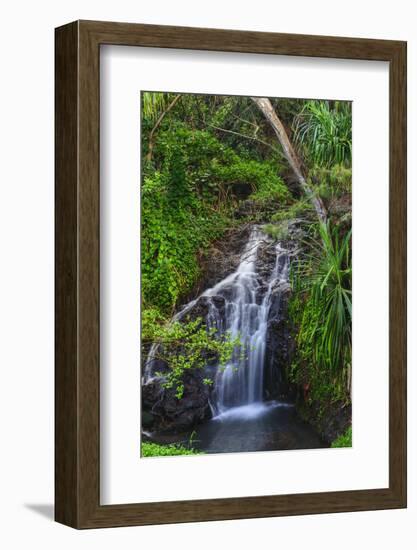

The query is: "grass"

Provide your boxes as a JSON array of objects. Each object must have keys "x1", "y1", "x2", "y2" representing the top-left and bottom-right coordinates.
[
  {"x1": 141, "y1": 442, "x2": 203, "y2": 457},
  {"x1": 331, "y1": 426, "x2": 352, "y2": 448}
]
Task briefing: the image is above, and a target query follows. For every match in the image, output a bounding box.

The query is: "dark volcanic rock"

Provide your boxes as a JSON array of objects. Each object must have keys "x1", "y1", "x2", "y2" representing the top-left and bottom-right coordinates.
[
  {"x1": 296, "y1": 398, "x2": 352, "y2": 445},
  {"x1": 179, "y1": 225, "x2": 250, "y2": 302},
  {"x1": 178, "y1": 294, "x2": 227, "y2": 325},
  {"x1": 264, "y1": 281, "x2": 296, "y2": 401},
  {"x1": 142, "y1": 371, "x2": 212, "y2": 433}
]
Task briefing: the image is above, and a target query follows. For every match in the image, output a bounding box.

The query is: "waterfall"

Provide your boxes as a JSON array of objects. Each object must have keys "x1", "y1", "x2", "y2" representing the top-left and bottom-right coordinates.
[
  {"x1": 204, "y1": 227, "x2": 289, "y2": 414},
  {"x1": 144, "y1": 225, "x2": 290, "y2": 416}
]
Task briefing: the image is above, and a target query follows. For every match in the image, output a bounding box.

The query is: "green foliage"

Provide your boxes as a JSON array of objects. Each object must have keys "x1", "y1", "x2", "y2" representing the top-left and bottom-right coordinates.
[
  {"x1": 249, "y1": 170, "x2": 289, "y2": 203},
  {"x1": 294, "y1": 100, "x2": 352, "y2": 167},
  {"x1": 153, "y1": 126, "x2": 288, "y2": 203},
  {"x1": 141, "y1": 91, "x2": 353, "y2": 421},
  {"x1": 141, "y1": 165, "x2": 228, "y2": 313},
  {"x1": 309, "y1": 164, "x2": 352, "y2": 202},
  {"x1": 331, "y1": 426, "x2": 352, "y2": 448},
  {"x1": 142, "y1": 92, "x2": 171, "y2": 122},
  {"x1": 142, "y1": 123, "x2": 288, "y2": 314},
  {"x1": 271, "y1": 199, "x2": 314, "y2": 222},
  {"x1": 262, "y1": 222, "x2": 290, "y2": 241},
  {"x1": 310, "y1": 164, "x2": 352, "y2": 193},
  {"x1": 142, "y1": 308, "x2": 167, "y2": 341},
  {"x1": 141, "y1": 442, "x2": 202, "y2": 457},
  {"x1": 145, "y1": 317, "x2": 240, "y2": 399},
  {"x1": 289, "y1": 222, "x2": 352, "y2": 403}
]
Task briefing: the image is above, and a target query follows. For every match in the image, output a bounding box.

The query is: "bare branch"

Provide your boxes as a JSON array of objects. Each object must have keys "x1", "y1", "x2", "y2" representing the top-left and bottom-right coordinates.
[{"x1": 209, "y1": 124, "x2": 280, "y2": 154}]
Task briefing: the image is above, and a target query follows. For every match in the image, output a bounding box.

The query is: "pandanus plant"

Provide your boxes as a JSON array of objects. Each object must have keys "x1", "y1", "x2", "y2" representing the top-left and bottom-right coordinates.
[
  {"x1": 293, "y1": 222, "x2": 352, "y2": 394},
  {"x1": 293, "y1": 100, "x2": 352, "y2": 168}
]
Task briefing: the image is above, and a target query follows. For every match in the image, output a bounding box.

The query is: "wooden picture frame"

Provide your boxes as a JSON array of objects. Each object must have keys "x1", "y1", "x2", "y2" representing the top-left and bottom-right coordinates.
[{"x1": 55, "y1": 20, "x2": 407, "y2": 528}]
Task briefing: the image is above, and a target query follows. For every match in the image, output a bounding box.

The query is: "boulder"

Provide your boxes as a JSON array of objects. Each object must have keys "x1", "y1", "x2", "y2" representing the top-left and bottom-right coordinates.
[{"x1": 142, "y1": 371, "x2": 212, "y2": 433}]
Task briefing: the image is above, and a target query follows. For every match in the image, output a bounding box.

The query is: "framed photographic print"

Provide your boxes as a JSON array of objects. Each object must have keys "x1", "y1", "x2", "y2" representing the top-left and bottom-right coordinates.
[{"x1": 55, "y1": 20, "x2": 407, "y2": 528}]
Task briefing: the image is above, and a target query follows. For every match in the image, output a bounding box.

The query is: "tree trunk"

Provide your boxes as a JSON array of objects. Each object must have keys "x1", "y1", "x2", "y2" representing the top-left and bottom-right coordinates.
[{"x1": 251, "y1": 97, "x2": 327, "y2": 223}]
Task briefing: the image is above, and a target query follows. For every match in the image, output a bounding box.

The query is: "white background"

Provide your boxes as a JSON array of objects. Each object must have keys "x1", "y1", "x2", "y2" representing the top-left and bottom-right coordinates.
[
  {"x1": 0, "y1": 0, "x2": 415, "y2": 548},
  {"x1": 101, "y1": 47, "x2": 389, "y2": 504}
]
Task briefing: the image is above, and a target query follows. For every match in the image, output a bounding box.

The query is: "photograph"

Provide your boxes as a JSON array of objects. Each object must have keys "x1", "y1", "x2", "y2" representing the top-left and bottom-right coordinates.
[
  {"x1": 140, "y1": 92, "x2": 352, "y2": 457},
  {"x1": 0, "y1": 0, "x2": 410, "y2": 540}
]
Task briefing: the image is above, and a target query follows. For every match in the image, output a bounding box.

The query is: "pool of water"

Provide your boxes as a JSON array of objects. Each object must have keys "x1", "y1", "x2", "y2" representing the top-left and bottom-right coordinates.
[{"x1": 146, "y1": 401, "x2": 327, "y2": 455}]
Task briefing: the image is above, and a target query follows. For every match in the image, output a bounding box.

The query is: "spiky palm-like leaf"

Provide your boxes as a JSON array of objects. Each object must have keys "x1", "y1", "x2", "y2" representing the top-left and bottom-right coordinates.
[
  {"x1": 293, "y1": 100, "x2": 352, "y2": 167},
  {"x1": 293, "y1": 222, "x2": 352, "y2": 376}
]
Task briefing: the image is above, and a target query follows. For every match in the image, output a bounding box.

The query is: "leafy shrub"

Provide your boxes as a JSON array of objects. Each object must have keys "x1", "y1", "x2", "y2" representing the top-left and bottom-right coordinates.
[
  {"x1": 141, "y1": 442, "x2": 202, "y2": 457},
  {"x1": 249, "y1": 170, "x2": 289, "y2": 203},
  {"x1": 154, "y1": 126, "x2": 288, "y2": 202},
  {"x1": 141, "y1": 165, "x2": 228, "y2": 312},
  {"x1": 331, "y1": 426, "x2": 352, "y2": 448},
  {"x1": 142, "y1": 308, "x2": 167, "y2": 341},
  {"x1": 144, "y1": 317, "x2": 240, "y2": 399}
]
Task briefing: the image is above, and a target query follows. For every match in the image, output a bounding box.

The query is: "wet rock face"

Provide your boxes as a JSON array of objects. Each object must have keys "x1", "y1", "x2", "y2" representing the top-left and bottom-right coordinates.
[
  {"x1": 235, "y1": 199, "x2": 282, "y2": 222},
  {"x1": 264, "y1": 283, "x2": 295, "y2": 400},
  {"x1": 142, "y1": 371, "x2": 212, "y2": 433},
  {"x1": 254, "y1": 223, "x2": 304, "y2": 402},
  {"x1": 297, "y1": 398, "x2": 352, "y2": 445},
  {"x1": 180, "y1": 225, "x2": 251, "y2": 302}
]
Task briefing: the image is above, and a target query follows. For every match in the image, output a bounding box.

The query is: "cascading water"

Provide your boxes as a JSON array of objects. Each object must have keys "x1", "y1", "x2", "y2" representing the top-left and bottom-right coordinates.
[
  {"x1": 143, "y1": 224, "x2": 327, "y2": 453},
  {"x1": 203, "y1": 227, "x2": 289, "y2": 415},
  {"x1": 144, "y1": 225, "x2": 290, "y2": 415}
]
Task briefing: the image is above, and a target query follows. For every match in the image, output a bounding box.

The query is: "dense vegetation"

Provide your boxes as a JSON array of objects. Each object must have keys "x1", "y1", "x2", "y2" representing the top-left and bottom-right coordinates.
[
  {"x1": 141, "y1": 92, "x2": 352, "y2": 454},
  {"x1": 141, "y1": 107, "x2": 289, "y2": 314},
  {"x1": 142, "y1": 442, "x2": 202, "y2": 457}
]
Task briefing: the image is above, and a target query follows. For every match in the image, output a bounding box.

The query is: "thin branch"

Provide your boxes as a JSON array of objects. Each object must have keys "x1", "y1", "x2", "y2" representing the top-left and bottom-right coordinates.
[
  {"x1": 231, "y1": 114, "x2": 260, "y2": 130},
  {"x1": 209, "y1": 124, "x2": 280, "y2": 153},
  {"x1": 146, "y1": 94, "x2": 181, "y2": 162}
]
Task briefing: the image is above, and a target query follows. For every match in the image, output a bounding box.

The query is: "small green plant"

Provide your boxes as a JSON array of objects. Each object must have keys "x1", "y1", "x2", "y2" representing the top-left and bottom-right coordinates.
[
  {"x1": 262, "y1": 222, "x2": 289, "y2": 241},
  {"x1": 331, "y1": 426, "x2": 352, "y2": 448},
  {"x1": 141, "y1": 442, "x2": 203, "y2": 457},
  {"x1": 271, "y1": 199, "x2": 313, "y2": 222},
  {"x1": 146, "y1": 317, "x2": 241, "y2": 399},
  {"x1": 189, "y1": 430, "x2": 198, "y2": 447}
]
